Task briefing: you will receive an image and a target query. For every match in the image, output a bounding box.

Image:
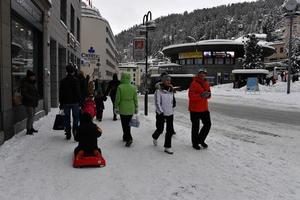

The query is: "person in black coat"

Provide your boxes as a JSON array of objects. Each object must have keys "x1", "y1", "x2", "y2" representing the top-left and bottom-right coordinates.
[
  {"x1": 59, "y1": 64, "x2": 81, "y2": 140},
  {"x1": 21, "y1": 70, "x2": 39, "y2": 135},
  {"x1": 105, "y1": 73, "x2": 120, "y2": 120},
  {"x1": 74, "y1": 112, "x2": 102, "y2": 156}
]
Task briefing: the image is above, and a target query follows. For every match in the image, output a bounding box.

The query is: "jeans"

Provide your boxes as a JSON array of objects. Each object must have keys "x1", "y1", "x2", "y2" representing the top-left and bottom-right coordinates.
[
  {"x1": 190, "y1": 111, "x2": 211, "y2": 145},
  {"x1": 64, "y1": 103, "x2": 80, "y2": 134},
  {"x1": 25, "y1": 107, "x2": 35, "y2": 130}
]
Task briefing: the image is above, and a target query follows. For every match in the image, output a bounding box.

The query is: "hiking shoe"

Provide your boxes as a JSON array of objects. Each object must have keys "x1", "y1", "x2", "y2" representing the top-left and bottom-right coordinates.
[
  {"x1": 200, "y1": 142, "x2": 208, "y2": 149},
  {"x1": 65, "y1": 132, "x2": 71, "y2": 140},
  {"x1": 193, "y1": 144, "x2": 201, "y2": 150},
  {"x1": 164, "y1": 148, "x2": 174, "y2": 154},
  {"x1": 125, "y1": 140, "x2": 133, "y2": 147},
  {"x1": 153, "y1": 139, "x2": 158, "y2": 146}
]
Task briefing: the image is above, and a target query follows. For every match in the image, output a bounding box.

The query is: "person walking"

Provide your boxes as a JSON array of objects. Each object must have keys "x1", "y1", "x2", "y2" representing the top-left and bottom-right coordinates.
[
  {"x1": 152, "y1": 74, "x2": 176, "y2": 154},
  {"x1": 105, "y1": 73, "x2": 120, "y2": 120},
  {"x1": 21, "y1": 70, "x2": 39, "y2": 135},
  {"x1": 188, "y1": 68, "x2": 212, "y2": 150},
  {"x1": 114, "y1": 73, "x2": 138, "y2": 147},
  {"x1": 59, "y1": 64, "x2": 81, "y2": 140}
]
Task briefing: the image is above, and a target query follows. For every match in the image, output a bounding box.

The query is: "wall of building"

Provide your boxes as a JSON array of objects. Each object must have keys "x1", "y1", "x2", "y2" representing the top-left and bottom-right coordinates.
[
  {"x1": 48, "y1": 0, "x2": 81, "y2": 107},
  {"x1": 81, "y1": 5, "x2": 117, "y2": 81}
]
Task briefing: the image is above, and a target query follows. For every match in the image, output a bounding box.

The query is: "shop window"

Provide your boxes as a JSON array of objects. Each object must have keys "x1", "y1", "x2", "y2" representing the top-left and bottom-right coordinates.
[
  {"x1": 204, "y1": 58, "x2": 213, "y2": 65},
  {"x1": 186, "y1": 59, "x2": 193, "y2": 65},
  {"x1": 180, "y1": 59, "x2": 185, "y2": 65},
  {"x1": 195, "y1": 59, "x2": 203, "y2": 65},
  {"x1": 60, "y1": 0, "x2": 67, "y2": 24},
  {"x1": 216, "y1": 58, "x2": 224, "y2": 65},
  {"x1": 70, "y1": 5, "x2": 75, "y2": 34},
  {"x1": 11, "y1": 17, "x2": 43, "y2": 106},
  {"x1": 224, "y1": 73, "x2": 229, "y2": 81}
]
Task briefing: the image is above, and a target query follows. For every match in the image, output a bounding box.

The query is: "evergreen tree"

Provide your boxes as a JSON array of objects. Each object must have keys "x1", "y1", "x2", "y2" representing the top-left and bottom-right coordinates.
[{"x1": 243, "y1": 34, "x2": 264, "y2": 69}]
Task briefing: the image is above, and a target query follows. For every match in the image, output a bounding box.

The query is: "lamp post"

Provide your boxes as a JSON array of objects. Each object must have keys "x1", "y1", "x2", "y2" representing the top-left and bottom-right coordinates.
[
  {"x1": 283, "y1": 0, "x2": 300, "y2": 94},
  {"x1": 140, "y1": 11, "x2": 156, "y2": 116}
]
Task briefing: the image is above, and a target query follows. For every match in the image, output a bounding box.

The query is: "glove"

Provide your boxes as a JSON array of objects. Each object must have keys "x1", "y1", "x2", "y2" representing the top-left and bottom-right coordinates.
[
  {"x1": 200, "y1": 91, "x2": 211, "y2": 98},
  {"x1": 114, "y1": 108, "x2": 120, "y2": 115}
]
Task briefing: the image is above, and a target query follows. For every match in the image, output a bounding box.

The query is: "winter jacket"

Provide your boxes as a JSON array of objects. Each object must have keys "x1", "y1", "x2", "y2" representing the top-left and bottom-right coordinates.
[
  {"x1": 76, "y1": 113, "x2": 102, "y2": 154},
  {"x1": 76, "y1": 72, "x2": 87, "y2": 104},
  {"x1": 154, "y1": 84, "x2": 175, "y2": 116},
  {"x1": 20, "y1": 78, "x2": 39, "y2": 107},
  {"x1": 115, "y1": 73, "x2": 138, "y2": 115},
  {"x1": 105, "y1": 76, "x2": 120, "y2": 99},
  {"x1": 59, "y1": 74, "x2": 81, "y2": 105},
  {"x1": 188, "y1": 77, "x2": 211, "y2": 112}
]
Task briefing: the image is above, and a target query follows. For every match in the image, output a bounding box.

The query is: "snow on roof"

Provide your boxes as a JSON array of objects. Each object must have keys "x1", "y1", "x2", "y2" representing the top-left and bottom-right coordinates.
[{"x1": 232, "y1": 69, "x2": 269, "y2": 74}]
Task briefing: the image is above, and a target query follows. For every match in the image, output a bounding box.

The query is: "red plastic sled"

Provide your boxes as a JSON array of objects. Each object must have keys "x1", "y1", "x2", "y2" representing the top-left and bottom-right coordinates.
[{"x1": 73, "y1": 150, "x2": 106, "y2": 168}]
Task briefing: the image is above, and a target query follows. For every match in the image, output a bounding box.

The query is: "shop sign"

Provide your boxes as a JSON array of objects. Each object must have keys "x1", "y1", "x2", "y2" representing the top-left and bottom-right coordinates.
[
  {"x1": 81, "y1": 47, "x2": 100, "y2": 64},
  {"x1": 133, "y1": 37, "x2": 145, "y2": 61},
  {"x1": 179, "y1": 51, "x2": 203, "y2": 59}
]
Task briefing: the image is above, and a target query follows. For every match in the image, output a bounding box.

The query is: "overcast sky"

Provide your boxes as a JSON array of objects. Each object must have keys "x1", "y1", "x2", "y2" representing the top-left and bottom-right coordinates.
[{"x1": 92, "y1": 0, "x2": 257, "y2": 35}]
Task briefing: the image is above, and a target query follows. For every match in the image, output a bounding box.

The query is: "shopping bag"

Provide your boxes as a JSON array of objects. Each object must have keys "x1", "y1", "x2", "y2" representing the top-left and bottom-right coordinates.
[
  {"x1": 53, "y1": 111, "x2": 65, "y2": 130},
  {"x1": 129, "y1": 115, "x2": 140, "y2": 128}
]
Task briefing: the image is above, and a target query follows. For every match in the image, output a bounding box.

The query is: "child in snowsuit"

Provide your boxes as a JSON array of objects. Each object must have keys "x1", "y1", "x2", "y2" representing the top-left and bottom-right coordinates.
[{"x1": 74, "y1": 112, "x2": 102, "y2": 157}]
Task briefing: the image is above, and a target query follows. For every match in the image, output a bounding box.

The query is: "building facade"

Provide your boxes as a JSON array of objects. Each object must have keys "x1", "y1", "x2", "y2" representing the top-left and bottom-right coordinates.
[
  {"x1": 118, "y1": 63, "x2": 141, "y2": 87},
  {"x1": 80, "y1": 2, "x2": 118, "y2": 81},
  {"x1": 48, "y1": 0, "x2": 81, "y2": 108},
  {"x1": 0, "y1": 0, "x2": 81, "y2": 145}
]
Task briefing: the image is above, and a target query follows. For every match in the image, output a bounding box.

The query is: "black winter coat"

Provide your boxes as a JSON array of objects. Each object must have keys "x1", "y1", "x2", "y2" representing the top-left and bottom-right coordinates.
[
  {"x1": 21, "y1": 78, "x2": 39, "y2": 107},
  {"x1": 59, "y1": 74, "x2": 81, "y2": 105},
  {"x1": 76, "y1": 120, "x2": 102, "y2": 154},
  {"x1": 105, "y1": 79, "x2": 120, "y2": 99}
]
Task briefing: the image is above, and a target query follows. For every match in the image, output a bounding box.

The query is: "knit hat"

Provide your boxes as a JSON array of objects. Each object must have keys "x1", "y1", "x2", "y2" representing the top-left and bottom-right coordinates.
[
  {"x1": 161, "y1": 74, "x2": 171, "y2": 82},
  {"x1": 26, "y1": 70, "x2": 35, "y2": 78},
  {"x1": 198, "y1": 68, "x2": 207, "y2": 74}
]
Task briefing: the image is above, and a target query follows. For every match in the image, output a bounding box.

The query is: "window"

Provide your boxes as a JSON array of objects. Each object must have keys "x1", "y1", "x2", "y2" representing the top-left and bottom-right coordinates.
[
  {"x1": 133, "y1": 69, "x2": 136, "y2": 72},
  {"x1": 77, "y1": 18, "x2": 80, "y2": 41},
  {"x1": 60, "y1": 0, "x2": 67, "y2": 24},
  {"x1": 133, "y1": 73, "x2": 136, "y2": 77},
  {"x1": 70, "y1": 5, "x2": 75, "y2": 34},
  {"x1": 180, "y1": 59, "x2": 185, "y2": 65},
  {"x1": 280, "y1": 47, "x2": 284, "y2": 53},
  {"x1": 195, "y1": 59, "x2": 202, "y2": 65},
  {"x1": 11, "y1": 17, "x2": 43, "y2": 106},
  {"x1": 215, "y1": 58, "x2": 224, "y2": 65},
  {"x1": 186, "y1": 59, "x2": 193, "y2": 65}
]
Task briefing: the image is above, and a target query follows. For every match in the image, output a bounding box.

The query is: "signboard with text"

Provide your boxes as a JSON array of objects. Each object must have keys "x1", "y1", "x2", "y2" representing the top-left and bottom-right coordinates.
[
  {"x1": 133, "y1": 38, "x2": 145, "y2": 61},
  {"x1": 179, "y1": 51, "x2": 203, "y2": 59}
]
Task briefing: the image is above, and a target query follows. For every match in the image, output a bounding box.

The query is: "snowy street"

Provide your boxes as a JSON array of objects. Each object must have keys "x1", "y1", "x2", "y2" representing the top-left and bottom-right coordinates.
[{"x1": 1, "y1": 85, "x2": 300, "y2": 200}]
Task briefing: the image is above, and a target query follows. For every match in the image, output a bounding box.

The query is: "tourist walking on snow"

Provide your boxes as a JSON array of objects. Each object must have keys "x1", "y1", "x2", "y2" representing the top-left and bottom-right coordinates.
[
  {"x1": 105, "y1": 73, "x2": 121, "y2": 120},
  {"x1": 21, "y1": 70, "x2": 40, "y2": 135},
  {"x1": 59, "y1": 64, "x2": 81, "y2": 140},
  {"x1": 188, "y1": 68, "x2": 212, "y2": 150},
  {"x1": 152, "y1": 74, "x2": 176, "y2": 154},
  {"x1": 114, "y1": 73, "x2": 138, "y2": 147}
]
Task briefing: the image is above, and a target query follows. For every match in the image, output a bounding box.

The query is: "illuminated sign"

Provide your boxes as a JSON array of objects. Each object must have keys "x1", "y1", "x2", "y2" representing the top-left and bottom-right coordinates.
[{"x1": 179, "y1": 51, "x2": 203, "y2": 59}]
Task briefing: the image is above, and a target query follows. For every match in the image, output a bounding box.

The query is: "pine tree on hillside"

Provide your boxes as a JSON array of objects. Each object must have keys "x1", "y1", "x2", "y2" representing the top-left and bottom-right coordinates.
[{"x1": 243, "y1": 34, "x2": 264, "y2": 69}]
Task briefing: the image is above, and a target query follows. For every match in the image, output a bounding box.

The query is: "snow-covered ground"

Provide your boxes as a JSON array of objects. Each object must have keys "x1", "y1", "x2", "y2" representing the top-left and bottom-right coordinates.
[
  {"x1": 0, "y1": 82, "x2": 299, "y2": 200},
  {"x1": 176, "y1": 81, "x2": 300, "y2": 111}
]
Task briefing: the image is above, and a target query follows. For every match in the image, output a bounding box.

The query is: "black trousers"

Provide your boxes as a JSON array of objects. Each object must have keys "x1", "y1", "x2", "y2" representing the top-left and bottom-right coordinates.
[
  {"x1": 120, "y1": 115, "x2": 133, "y2": 142},
  {"x1": 152, "y1": 113, "x2": 174, "y2": 148},
  {"x1": 110, "y1": 96, "x2": 117, "y2": 119},
  {"x1": 190, "y1": 111, "x2": 211, "y2": 146}
]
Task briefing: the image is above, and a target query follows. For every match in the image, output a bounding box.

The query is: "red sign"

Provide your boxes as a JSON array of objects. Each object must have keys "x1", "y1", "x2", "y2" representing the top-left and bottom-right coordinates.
[{"x1": 133, "y1": 38, "x2": 145, "y2": 61}]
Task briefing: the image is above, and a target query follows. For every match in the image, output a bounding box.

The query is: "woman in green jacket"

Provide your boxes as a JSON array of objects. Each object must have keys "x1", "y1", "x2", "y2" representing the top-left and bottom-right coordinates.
[{"x1": 115, "y1": 73, "x2": 138, "y2": 147}]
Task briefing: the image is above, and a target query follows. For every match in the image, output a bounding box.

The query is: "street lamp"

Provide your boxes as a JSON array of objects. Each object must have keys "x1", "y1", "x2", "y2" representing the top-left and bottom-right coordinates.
[
  {"x1": 283, "y1": 0, "x2": 300, "y2": 94},
  {"x1": 140, "y1": 11, "x2": 156, "y2": 116}
]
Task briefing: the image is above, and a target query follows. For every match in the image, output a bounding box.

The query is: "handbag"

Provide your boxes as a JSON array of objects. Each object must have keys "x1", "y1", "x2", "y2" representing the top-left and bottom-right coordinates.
[
  {"x1": 129, "y1": 115, "x2": 140, "y2": 128},
  {"x1": 53, "y1": 110, "x2": 65, "y2": 130}
]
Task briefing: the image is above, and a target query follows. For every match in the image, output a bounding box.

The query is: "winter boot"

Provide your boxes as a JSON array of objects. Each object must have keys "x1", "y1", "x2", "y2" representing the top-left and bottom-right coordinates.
[
  {"x1": 153, "y1": 139, "x2": 158, "y2": 146},
  {"x1": 31, "y1": 128, "x2": 38, "y2": 133},
  {"x1": 26, "y1": 129, "x2": 34, "y2": 135},
  {"x1": 65, "y1": 131, "x2": 71, "y2": 140},
  {"x1": 192, "y1": 144, "x2": 201, "y2": 150},
  {"x1": 200, "y1": 142, "x2": 208, "y2": 149},
  {"x1": 125, "y1": 140, "x2": 133, "y2": 147},
  {"x1": 164, "y1": 148, "x2": 174, "y2": 154}
]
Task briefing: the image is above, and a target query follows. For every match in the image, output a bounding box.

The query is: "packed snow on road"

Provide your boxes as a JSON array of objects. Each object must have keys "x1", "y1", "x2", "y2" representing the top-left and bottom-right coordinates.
[{"x1": 0, "y1": 82, "x2": 299, "y2": 200}]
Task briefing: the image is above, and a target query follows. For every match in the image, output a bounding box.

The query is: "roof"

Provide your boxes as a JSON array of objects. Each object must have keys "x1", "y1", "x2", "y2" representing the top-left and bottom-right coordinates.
[
  {"x1": 232, "y1": 69, "x2": 269, "y2": 75},
  {"x1": 162, "y1": 39, "x2": 275, "y2": 57}
]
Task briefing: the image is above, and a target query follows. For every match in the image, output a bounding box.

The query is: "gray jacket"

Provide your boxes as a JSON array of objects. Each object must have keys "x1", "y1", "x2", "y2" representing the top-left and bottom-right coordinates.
[{"x1": 154, "y1": 86, "x2": 174, "y2": 116}]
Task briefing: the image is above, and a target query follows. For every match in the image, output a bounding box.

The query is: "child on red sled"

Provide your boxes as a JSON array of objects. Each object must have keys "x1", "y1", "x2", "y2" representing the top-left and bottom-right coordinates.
[{"x1": 74, "y1": 96, "x2": 102, "y2": 157}]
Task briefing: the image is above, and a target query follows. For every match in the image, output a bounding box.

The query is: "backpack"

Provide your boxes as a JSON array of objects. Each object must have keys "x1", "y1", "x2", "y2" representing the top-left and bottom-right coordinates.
[{"x1": 81, "y1": 98, "x2": 96, "y2": 118}]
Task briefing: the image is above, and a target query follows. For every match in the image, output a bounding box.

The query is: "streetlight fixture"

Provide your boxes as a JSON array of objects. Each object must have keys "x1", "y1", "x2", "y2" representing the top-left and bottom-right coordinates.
[
  {"x1": 140, "y1": 11, "x2": 156, "y2": 116},
  {"x1": 283, "y1": 0, "x2": 300, "y2": 94}
]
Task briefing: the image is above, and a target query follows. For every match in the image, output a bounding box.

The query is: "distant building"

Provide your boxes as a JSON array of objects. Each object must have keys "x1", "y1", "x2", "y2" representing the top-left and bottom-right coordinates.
[
  {"x1": 118, "y1": 63, "x2": 141, "y2": 87},
  {"x1": 162, "y1": 39, "x2": 275, "y2": 86},
  {"x1": 80, "y1": 2, "x2": 118, "y2": 81},
  {"x1": 265, "y1": 41, "x2": 287, "y2": 63}
]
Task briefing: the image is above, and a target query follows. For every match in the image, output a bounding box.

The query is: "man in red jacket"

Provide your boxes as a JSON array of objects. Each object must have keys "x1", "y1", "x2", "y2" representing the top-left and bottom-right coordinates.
[{"x1": 188, "y1": 69, "x2": 212, "y2": 150}]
